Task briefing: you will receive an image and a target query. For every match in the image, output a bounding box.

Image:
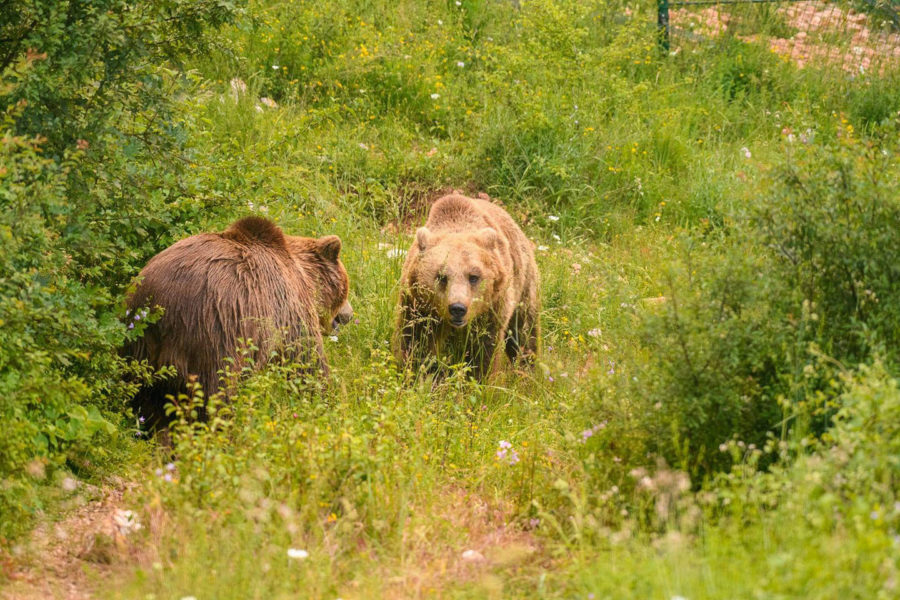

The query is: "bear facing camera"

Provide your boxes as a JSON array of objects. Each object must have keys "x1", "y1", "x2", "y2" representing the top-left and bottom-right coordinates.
[
  {"x1": 123, "y1": 216, "x2": 353, "y2": 430},
  {"x1": 394, "y1": 193, "x2": 540, "y2": 380}
]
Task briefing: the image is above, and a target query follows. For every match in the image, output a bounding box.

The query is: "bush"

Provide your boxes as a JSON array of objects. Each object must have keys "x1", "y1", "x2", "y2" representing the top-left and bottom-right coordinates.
[{"x1": 0, "y1": 0, "x2": 240, "y2": 541}]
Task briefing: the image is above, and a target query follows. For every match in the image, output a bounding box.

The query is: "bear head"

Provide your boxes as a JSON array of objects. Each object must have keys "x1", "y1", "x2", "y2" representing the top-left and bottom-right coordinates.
[
  {"x1": 411, "y1": 226, "x2": 505, "y2": 328},
  {"x1": 286, "y1": 235, "x2": 353, "y2": 332}
]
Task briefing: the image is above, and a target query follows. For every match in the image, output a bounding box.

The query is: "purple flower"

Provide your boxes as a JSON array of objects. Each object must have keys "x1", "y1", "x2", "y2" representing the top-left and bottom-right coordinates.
[
  {"x1": 548, "y1": 375, "x2": 555, "y2": 383},
  {"x1": 139, "y1": 416, "x2": 146, "y2": 424},
  {"x1": 155, "y1": 468, "x2": 163, "y2": 477},
  {"x1": 499, "y1": 440, "x2": 512, "y2": 449},
  {"x1": 508, "y1": 450, "x2": 520, "y2": 465},
  {"x1": 163, "y1": 473, "x2": 173, "y2": 482},
  {"x1": 165, "y1": 462, "x2": 176, "y2": 472},
  {"x1": 580, "y1": 429, "x2": 594, "y2": 443},
  {"x1": 128, "y1": 323, "x2": 134, "y2": 330}
]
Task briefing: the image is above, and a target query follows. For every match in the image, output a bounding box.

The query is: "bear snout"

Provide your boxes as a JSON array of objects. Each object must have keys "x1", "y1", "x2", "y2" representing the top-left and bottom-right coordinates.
[
  {"x1": 449, "y1": 302, "x2": 468, "y2": 326},
  {"x1": 332, "y1": 301, "x2": 354, "y2": 331}
]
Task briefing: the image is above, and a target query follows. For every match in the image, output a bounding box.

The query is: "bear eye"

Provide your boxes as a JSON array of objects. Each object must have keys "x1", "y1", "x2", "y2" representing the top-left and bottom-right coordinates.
[
  {"x1": 468, "y1": 274, "x2": 481, "y2": 286},
  {"x1": 436, "y1": 273, "x2": 448, "y2": 287}
]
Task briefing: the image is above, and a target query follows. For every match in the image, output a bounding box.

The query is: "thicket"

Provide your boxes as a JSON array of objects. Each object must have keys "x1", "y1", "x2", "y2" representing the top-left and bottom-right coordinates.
[{"x1": 0, "y1": 0, "x2": 240, "y2": 541}]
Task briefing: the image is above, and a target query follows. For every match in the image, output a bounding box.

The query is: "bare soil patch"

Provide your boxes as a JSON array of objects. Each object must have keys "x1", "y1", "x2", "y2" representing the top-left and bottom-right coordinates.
[
  {"x1": 671, "y1": 1, "x2": 900, "y2": 74},
  {"x1": 1, "y1": 482, "x2": 143, "y2": 600}
]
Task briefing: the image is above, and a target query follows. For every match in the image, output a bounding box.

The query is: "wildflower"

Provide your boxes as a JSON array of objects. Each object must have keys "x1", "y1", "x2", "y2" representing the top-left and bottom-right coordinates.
[
  {"x1": 548, "y1": 375, "x2": 554, "y2": 383},
  {"x1": 329, "y1": 335, "x2": 338, "y2": 342},
  {"x1": 457, "y1": 61, "x2": 465, "y2": 68},
  {"x1": 272, "y1": 65, "x2": 280, "y2": 70},
  {"x1": 719, "y1": 443, "x2": 728, "y2": 452},
  {"x1": 358, "y1": 142, "x2": 369, "y2": 150},
  {"x1": 166, "y1": 462, "x2": 176, "y2": 471},
  {"x1": 580, "y1": 428, "x2": 594, "y2": 443},
  {"x1": 430, "y1": 93, "x2": 440, "y2": 100},
  {"x1": 287, "y1": 548, "x2": 309, "y2": 560},
  {"x1": 537, "y1": 245, "x2": 549, "y2": 251},
  {"x1": 461, "y1": 549, "x2": 485, "y2": 562},
  {"x1": 587, "y1": 328, "x2": 601, "y2": 338},
  {"x1": 607, "y1": 360, "x2": 615, "y2": 375},
  {"x1": 386, "y1": 248, "x2": 406, "y2": 259},
  {"x1": 139, "y1": 416, "x2": 146, "y2": 424},
  {"x1": 437, "y1": 19, "x2": 443, "y2": 25},
  {"x1": 548, "y1": 215, "x2": 560, "y2": 222},
  {"x1": 456, "y1": 0, "x2": 462, "y2": 5},
  {"x1": 571, "y1": 263, "x2": 581, "y2": 274},
  {"x1": 552, "y1": 234, "x2": 560, "y2": 241},
  {"x1": 260, "y1": 97, "x2": 278, "y2": 108},
  {"x1": 113, "y1": 509, "x2": 142, "y2": 536},
  {"x1": 155, "y1": 468, "x2": 163, "y2": 477},
  {"x1": 163, "y1": 473, "x2": 173, "y2": 482},
  {"x1": 740, "y1": 147, "x2": 751, "y2": 159}
]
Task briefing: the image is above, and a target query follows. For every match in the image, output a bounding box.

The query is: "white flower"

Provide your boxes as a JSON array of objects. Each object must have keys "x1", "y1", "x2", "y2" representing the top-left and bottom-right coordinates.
[
  {"x1": 552, "y1": 234, "x2": 561, "y2": 241},
  {"x1": 113, "y1": 509, "x2": 142, "y2": 536},
  {"x1": 386, "y1": 248, "x2": 407, "y2": 259},
  {"x1": 587, "y1": 328, "x2": 601, "y2": 338},
  {"x1": 358, "y1": 142, "x2": 369, "y2": 150},
  {"x1": 437, "y1": 19, "x2": 443, "y2": 25},
  {"x1": 537, "y1": 245, "x2": 549, "y2": 251},
  {"x1": 457, "y1": 61, "x2": 465, "y2": 68},
  {"x1": 272, "y1": 65, "x2": 280, "y2": 70},
  {"x1": 430, "y1": 93, "x2": 440, "y2": 100},
  {"x1": 180, "y1": 597, "x2": 198, "y2": 600},
  {"x1": 548, "y1": 215, "x2": 560, "y2": 221},
  {"x1": 456, "y1": 0, "x2": 462, "y2": 5},
  {"x1": 740, "y1": 147, "x2": 751, "y2": 159},
  {"x1": 287, "y1": 548, "x2": 309, "y2": 560},
  {"x1": 461, "y1": 549, "x2": 485, "y2": 562},
  {"x1": 328, "y1": 335, "x2": 338, "y2": 342}
]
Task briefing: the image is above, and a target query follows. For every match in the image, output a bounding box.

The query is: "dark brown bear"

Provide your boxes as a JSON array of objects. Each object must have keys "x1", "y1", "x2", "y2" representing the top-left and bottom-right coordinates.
[
  {"x1": 395, "y1": 194, "x2": 540, "y2": 380},
  {"x1": 124, "y1": 216, "x2": 352, "y2": 428}
]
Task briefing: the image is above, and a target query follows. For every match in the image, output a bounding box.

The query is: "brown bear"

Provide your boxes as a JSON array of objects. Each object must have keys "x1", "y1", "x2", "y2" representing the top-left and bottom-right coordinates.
[
  {"x1": 124, "y1": 216, "x2": 352, "y2": 429},
  {"x1": 395, "y1": 193, "x2": 540, "y2": 379}
]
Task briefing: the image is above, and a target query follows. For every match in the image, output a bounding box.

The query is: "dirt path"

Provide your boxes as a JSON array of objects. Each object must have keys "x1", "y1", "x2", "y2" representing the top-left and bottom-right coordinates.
[{"x1": 1, "y1": 482, "x2": 140, "y2": 600}]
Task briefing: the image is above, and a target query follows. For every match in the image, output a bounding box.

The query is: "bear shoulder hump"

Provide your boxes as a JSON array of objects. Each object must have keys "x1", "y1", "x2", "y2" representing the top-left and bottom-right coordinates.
[{"x1": 221, "y1": 216, "x2": 289, "y2": 251}]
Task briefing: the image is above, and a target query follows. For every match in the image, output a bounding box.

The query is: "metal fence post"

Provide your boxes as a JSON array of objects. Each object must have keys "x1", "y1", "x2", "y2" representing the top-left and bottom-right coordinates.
[{"x1": 658, "y1": 0, "x2": 670, "y2": 53}]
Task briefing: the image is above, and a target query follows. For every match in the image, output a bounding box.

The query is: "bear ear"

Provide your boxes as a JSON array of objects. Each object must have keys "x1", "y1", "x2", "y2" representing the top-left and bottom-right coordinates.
[
  {"x1": 316, "y1": 235, "x2": 342, "y2": 262},
  {"x1": 416, "y1": 227, "x2": 431, "y2": 252},
  {"x1": 477, "y1": 227, "x2": 500, "y2": 250}
]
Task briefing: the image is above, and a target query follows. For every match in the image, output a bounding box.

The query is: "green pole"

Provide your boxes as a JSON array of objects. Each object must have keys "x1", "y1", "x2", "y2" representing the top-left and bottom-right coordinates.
[{"x1": 658, "y1": 0, "x2": 670, "y2": 53}]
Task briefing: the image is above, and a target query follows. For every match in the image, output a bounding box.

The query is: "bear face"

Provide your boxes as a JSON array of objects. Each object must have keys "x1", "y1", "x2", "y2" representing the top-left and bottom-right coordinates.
[
  {"x1": 286, "y1": 235, "x2": 353, "y2": 332},
  {"x1": 412, "y1": 226, "x2": 505, "y2": 328}
]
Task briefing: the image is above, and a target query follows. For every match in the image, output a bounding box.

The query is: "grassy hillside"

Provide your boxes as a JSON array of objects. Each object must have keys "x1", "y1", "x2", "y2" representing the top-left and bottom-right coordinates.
[{"x1": 2, "y1": 0, "x2": 900, "y2": 598}]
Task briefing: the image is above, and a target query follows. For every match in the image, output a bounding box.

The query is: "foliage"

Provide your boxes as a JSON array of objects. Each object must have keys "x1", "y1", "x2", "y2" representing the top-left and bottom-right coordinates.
[
  {"x1": 0, "y1": 0, "x2": 240, "y2": 541},
  {"x1": 2, "y1": 0, "x2": 900, "y2": 598}
]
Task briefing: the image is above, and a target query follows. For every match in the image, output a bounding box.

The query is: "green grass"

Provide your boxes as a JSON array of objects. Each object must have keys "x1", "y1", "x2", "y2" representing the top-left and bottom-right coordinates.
[{"x1": 5, "y1": 0, "x2": 900, "y2": 597}]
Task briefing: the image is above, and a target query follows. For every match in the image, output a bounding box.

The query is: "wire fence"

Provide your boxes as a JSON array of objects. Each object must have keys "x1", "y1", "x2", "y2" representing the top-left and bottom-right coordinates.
[{"x1": 657, "y1": 0, "x2": 900, "y2": 75}]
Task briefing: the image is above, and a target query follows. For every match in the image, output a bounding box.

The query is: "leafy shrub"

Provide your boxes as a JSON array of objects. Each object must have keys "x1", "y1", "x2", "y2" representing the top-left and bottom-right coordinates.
[
  {"x1": 0, "y1": 0, "x2": 240, "y2": 541},
  {"x1": 755, "y1": 126, "x2": 900, "y2": 364}
]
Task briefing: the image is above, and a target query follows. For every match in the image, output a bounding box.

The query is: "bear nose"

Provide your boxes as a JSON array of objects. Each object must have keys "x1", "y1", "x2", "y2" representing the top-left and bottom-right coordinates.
[{"x1": 449, "y1": 303, "x2": 468, "y2": 320}]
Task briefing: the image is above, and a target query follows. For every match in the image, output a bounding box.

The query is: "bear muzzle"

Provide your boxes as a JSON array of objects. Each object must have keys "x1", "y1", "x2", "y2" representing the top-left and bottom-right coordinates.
[
  {"x1": 331, "y1": 301, "x2": 354, "y2": 332},
  {"x1": 449, "y1": 302, "x2": 468, "y2": 328}
]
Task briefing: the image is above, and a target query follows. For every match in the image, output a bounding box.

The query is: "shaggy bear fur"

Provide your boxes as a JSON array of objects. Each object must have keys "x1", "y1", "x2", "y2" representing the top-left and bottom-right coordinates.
[
  {"x1": 395, "y1": 194, "x2": 540, "y2": 379},
  {"x1": 124, "y1": 216, "x2": 352, "y2": 428}
]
